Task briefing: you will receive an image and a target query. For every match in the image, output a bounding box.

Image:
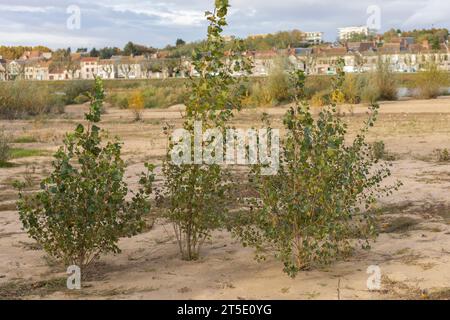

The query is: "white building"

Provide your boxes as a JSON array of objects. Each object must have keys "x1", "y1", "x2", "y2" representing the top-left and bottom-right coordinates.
[
  {"x1": 304, "y1": 32, "x2": 323, "y2": 45},
  {"x1": 338, "y1": 26, "x2": 375, "y2": 41},
  {"x1": 24, "y1": 62, "x2": 50, "y2": 80},
  {"x1": 80, "y1": 57, "x2": 99, "y2": 79},
  {"x1": 98, "y1": 59, "x2": 117, "y2": 79}
]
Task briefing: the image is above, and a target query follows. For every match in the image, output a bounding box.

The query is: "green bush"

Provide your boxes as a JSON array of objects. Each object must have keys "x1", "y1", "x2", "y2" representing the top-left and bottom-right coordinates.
[
  {"x1": 107, "y1": 85, "x2": 189, "y2": 110},
  {"x1": 141, "y1": 86, "x2": 188, "y2": 109},
  {"x1": 16, "y1": 77, "x2": 154, "y2": 274},
  {"x1": 242, "y1": 80, "x2": 274, "y2": 108},
  {"x1": 373, "y1": 58, "x2": 397, "y2": 101},
  {"x1": 415, "y1": 62, "x2": 449, "y2": 99},
  {"x1": 371, "y1": 140, "x2": 396, "y2": 161},
  {"x1": 359, "y1": 74, "x2": 380, "y2": 103},
  {"x1": 73, "y1": 94, "x2": 90, "y2": 104},
  {"x1": 0, "y1": 129, "x2": 11, "y2": 165},
  {"x1": 372, "y1": 140, "x2": 386, "y2": 160},
  {"x1": 342, "y1": 74, "x2": 362, "y2": 104},
  {"x1": 0, "y1": 81, "x2": 64, "y2": 119},
  {"x1": 305, "y1": 75, "x2": 332, "y2": 99},
  {"x1": 267, "y1": 58, "x2": 291, "y2": 103},
  {"x1": 434, "y1": 148, "x2": 450, "y2": 162},
  {"x1": 234, "y1": 67, "x2": 401, "y2": 277},
  {"x1": 63, "y1": 80, "x2": 95, "y2": 104},
  {"x1": 310, "y1": 89, "x2": 330, "y2": 107},
  {"x1": 106, "y1": 92, "x2": 129, "y2": 109}
]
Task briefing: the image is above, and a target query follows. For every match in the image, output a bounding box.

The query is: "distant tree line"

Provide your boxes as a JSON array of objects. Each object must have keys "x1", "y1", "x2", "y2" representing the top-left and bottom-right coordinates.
[
  {"x1": 383, "y1": 28, "x2": 449, "y2": 50},
  {"x1": 0, "y1": 45, "x2": 52, "y2": 60}
]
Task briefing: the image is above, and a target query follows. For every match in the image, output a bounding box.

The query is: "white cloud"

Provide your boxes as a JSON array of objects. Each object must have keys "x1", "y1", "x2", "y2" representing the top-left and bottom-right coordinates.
[
  {"x1": 0, "y1": 4, "x2": 54, "y2": 13},
  {"x1": 0, "y1": 31, "x2": 102, "y2": 48},
  {"x1": 402, "y1": 0, "x2": 450, "y2": 28},
  {"x1": 104, "y1": 3, "x2": 205, "y2": 26}
]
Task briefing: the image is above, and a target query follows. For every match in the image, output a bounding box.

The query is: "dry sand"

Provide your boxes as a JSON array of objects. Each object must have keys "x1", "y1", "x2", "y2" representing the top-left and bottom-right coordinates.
[{"x1": 0, "y1": 97, "x2": 449, "y2": 300}]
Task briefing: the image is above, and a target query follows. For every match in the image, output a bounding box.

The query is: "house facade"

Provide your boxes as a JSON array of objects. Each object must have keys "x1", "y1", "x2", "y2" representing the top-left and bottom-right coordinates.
[
  {"x1": 24, "y1": 61, "x2": 50, "y2": 80},
  {"x1": 80, "y1": 57, "x2": 100, "y2": 79}
]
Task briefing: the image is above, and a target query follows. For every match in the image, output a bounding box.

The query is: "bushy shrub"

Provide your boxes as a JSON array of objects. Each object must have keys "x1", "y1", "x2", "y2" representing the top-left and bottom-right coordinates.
[
  {"x1": 310, "y1": 90, "x2": 330, "y2": 107},
  {"x1": 358, "y1": 74, "x2": 379, "y2": 103},
  {"x1": 0, "y1": 81, "x2": 64, "y2": 119},
  {"x1": 63, "y1": 80, "x2": 95, "y2": 104},
  {"x1": 106, "y1": 92, "x2": 129, "y2": 109},
  {"x1": 141, "y1": 86, "x2": 189, "y2": 109},
  {"x1": 0, "y1": 129, "x2": 11, "y2": 165},
  {"x1": 242, "y1": 81, "x2": 274, "y2": 108},
  {"x1": 305, "y1": 76, "x2": 332, "y2": 99},
  {"x1": 267, "y1": 58, "x2": 291, "y2": 103},
  {"x1": 107, "y1": 86, "x2": 189, "y2": 110},
  {"x1": 373, "y1": 58, "x2": 397, "y2": 101},
  {"x1": 434, "y1": 148, "x2": 450, "y2": 162},
  {"x1": 73, "y1": 94, "x2": 90, "y2": 104},
  {"x1": 16, "y1": 77, "x2": 154, "y2": 274},
  {"x1": 415, "y1": 62, "x2": 448, "y2": 99},
  {"x1": 371, "y1": 140, "x2": 396, "y2": 161},
  {"x1": 128, "y1": 90, "x2": 145, "y2": 121},
  {"x1": 343, "y1": 74, "x2": 362, "y2": 104},
  {"x1": 234, "y1": 66, "x2": 401, "y2": 277}
]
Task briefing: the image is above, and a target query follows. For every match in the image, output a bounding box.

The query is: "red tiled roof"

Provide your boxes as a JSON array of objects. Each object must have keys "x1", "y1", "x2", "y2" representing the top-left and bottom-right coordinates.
[
  {"x1": 379, "y1": 43, "x2": 401, "y2": 54},
  {"x1": 80, "y1": 57, "x2": 99, "y2": 62}
]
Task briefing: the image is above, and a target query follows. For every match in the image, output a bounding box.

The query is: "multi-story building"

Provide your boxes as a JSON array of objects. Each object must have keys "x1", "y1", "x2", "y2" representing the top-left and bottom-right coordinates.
[
  {"x1": 24, "y1": 61, "x2": 50, "y2": 80},
  {"x1": 338, "y1": 26, "x2": 376, "y2": 41},
  {"x1": 80, "y1": 57, "x2": 99, "y2": 79},
  {"x1": 304, "y1": 32, "x2": 324, "y2": 45}
]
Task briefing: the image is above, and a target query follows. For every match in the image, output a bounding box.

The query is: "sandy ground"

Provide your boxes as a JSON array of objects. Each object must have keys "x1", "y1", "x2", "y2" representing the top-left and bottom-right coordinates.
[{"x1": 0, "y1": 97, "x2": 450, "y2": 300}]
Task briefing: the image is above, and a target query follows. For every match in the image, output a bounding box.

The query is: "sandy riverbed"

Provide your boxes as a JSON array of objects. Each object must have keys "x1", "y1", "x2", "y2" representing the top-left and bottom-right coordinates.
[{"x1": 0, "y1": 97, "x2": 449, "y2": 299}]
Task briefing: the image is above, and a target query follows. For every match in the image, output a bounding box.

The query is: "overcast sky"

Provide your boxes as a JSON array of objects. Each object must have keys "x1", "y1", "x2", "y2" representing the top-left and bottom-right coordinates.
[{"x1": 0, "y1": 0, "x2": 449, "y2": 49}]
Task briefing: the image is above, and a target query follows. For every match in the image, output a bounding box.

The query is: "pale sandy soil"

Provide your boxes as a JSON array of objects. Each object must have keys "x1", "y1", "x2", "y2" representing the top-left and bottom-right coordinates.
[{"x1": 0, "y1": 97, "x2": 449, "y2": 300}]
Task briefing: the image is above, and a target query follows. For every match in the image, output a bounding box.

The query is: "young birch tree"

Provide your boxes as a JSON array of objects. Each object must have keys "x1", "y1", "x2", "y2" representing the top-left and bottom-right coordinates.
[{"x1": 162, "y1": 0, "x2": 252, "y2": 260}]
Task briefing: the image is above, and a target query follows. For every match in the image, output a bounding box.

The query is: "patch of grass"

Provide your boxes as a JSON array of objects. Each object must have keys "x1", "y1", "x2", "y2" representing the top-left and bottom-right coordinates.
[
  {"x1": 371, "y1": 140, "x2": 397, "y2": 161},
  {"x1": 0, "y1": 81, "x2": 64, "y2": 119},
  {"x1": 383, "y1": 217, "x2": 420, "y2": 233},
  {"x1": 0, "y1": 278, "x2": 66, "y2": 300},
  {"x1": 0, "y1": 129, "x2": 11, "y2": 164},
  {"x1": 92, "y1": 286, "x2": 159, "y2": 297},
  {"x1": 414, "y1": 62, "x2": 449, "y2": 99},
  {"x1": 9, "y1": 148, "x2": 49, "y2": 159},
  {"x1": 394, "y1": 248, "x2": 410, "y2": 255},
  {"x1": 378, "y1": 202, "x2": 415, "y2": 215},
  {"x1": 0, "y1": 162, "x2": 15, "y2": 168},
  {"x1": 13, "y1": 136, "x2": 38, "y2": 144},
  {"x1": 427, "y1": 288, "x2": 450, "y2": 300},
  {"x1": 18, "y1": 241, "x2": 42, "y2": 251},
  {"x1": 433, "y1": 148, "x2": 450, "y2": 162}
]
